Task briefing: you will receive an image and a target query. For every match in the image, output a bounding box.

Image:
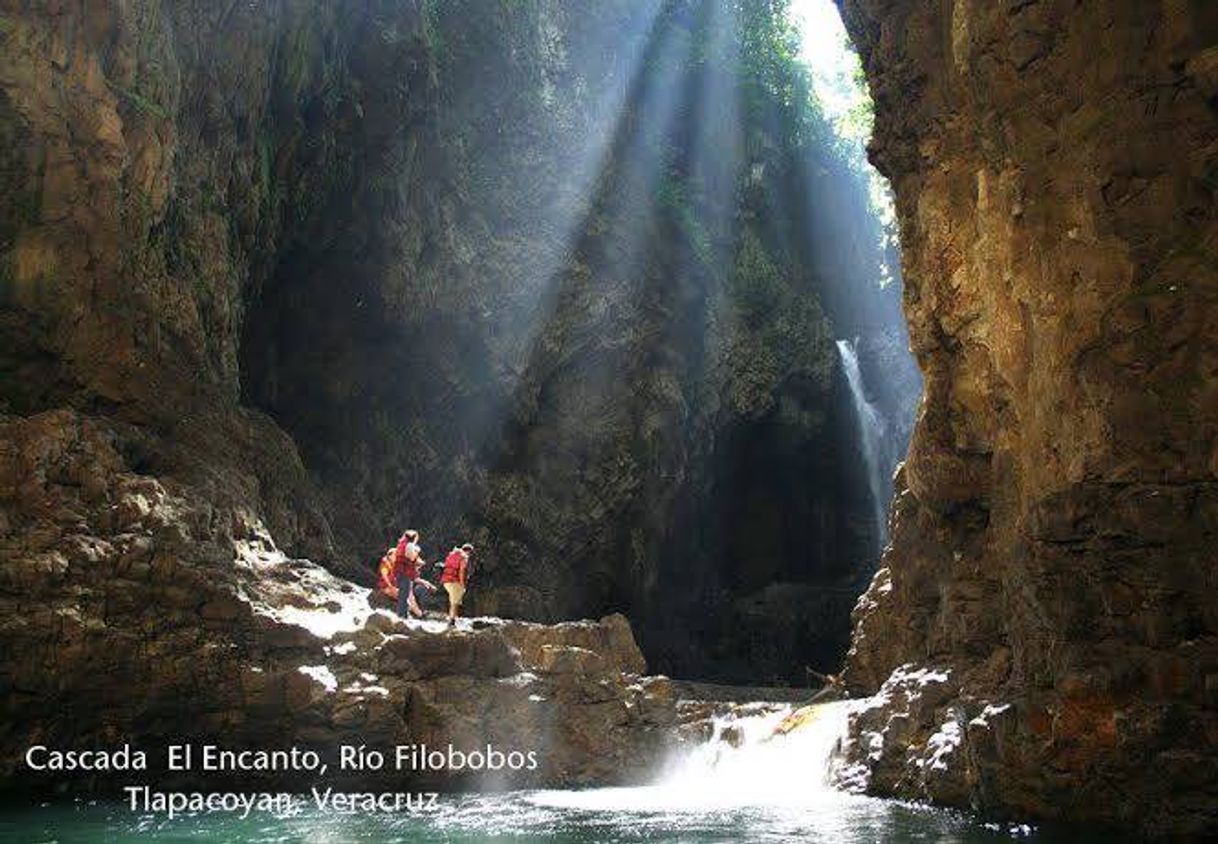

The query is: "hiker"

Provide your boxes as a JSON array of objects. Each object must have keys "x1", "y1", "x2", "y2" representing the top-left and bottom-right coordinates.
[
  {"x1": 376, "y1": 548, "x2": 397, "y2": 599},
  {"x1": 441, "y1": 543, "x2": 473, "y2": 626},
  {"x1": 391, "y1": 530, "x2": 436, "y2": 618}
]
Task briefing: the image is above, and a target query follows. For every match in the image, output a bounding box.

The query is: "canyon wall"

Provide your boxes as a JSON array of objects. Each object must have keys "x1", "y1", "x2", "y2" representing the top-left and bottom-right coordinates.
[{"x1": 837, "y1": 0, "x2": 1218, "y2": 835}]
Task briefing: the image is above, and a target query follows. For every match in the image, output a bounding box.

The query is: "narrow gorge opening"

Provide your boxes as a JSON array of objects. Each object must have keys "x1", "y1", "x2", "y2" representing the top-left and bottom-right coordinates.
[{"x1": 237, "y1": 0, "x2": 919, "y2": 685}]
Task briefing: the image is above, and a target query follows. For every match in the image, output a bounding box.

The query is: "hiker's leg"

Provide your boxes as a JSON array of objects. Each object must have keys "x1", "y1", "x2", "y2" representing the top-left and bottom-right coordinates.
[{"x1": 396, "y1": 573, "x2": 409, "y2": 617}]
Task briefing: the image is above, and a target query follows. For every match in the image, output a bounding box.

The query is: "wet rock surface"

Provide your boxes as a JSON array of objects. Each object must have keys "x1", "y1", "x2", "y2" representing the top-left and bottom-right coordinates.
[{"x1": 837, "y1": 0, "x2": 1218, "y2": 835}]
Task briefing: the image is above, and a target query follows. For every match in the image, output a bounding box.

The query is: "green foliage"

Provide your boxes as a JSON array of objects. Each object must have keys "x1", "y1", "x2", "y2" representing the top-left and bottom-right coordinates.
[
  {"x1": 716, "y1": 226, "x2": 830, "y2": 418},
  {"x1": 737, "y1": 0, "x2": 832, "y2": 154},
  {"x1": 835, "y1": 60, "x2": 875, "y2": 144},
  {"x1": 420, "y1": 0, "x2": 451, "y2": 65},
  {"x1": 279, "y1": 19, "x2": 320, "y2": 102},
  {"x1": 656, "y1": 174, "x2": 717, "y2": 277},
  {"x1": 730, "y1": 226, "x2": 785, "y2": 325},
  {"x1": 734, "y1": 0, "x2": 895, "y2": 270},
  {"x1": 107, "y1": 81, "x2": 169, "y2": 121},
  {"x1": 109, "y1": 2, "x2": 174, "y2": 123}
]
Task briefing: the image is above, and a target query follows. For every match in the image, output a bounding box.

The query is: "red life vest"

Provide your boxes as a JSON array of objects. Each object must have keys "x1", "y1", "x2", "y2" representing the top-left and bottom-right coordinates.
[
  {"x1": 393, "y1": 538, "x2": 421, "y2": 580},
  {"x1": 377, "y1": 538, "x2": 421, "y2": 598},
  {"x1": 376, "y1": 551, "x2": 399, "y2": 599},
  {"x1": 441, "y1": 549, "x2": 465, "y2": 584}
]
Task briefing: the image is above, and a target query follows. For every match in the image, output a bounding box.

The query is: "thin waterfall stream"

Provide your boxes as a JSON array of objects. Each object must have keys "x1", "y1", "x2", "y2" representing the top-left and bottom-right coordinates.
[{"x1": 837, "y1": 338, "x2": 890, "y2": 551}]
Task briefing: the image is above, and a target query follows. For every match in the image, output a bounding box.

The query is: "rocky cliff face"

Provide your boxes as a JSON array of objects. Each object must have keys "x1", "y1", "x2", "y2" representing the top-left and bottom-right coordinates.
[
  {"x1": 0, "y1": 0, "x2": 902, "y2": 685},
  {"x1": 1, "y1": 408, "x2": 682, "y2": 792},
  {"x1": 0, "y1": 0, "x2": 362, "y2": 564},
  {"x1": 836, "y1": 0, "x2": 1218, "y2": 835}
]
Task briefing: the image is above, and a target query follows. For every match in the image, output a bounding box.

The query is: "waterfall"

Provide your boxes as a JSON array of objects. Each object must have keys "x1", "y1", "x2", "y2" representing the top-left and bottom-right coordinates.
[
  {"x1": 836, "y1": 338, "x2": 888, "y2": 550},
  {"x1": 654, "y1": 702, "x2": 855, "y2": 805},
  {"x1": 528, "y1": 701, "x2": 855, "y2": 812}
]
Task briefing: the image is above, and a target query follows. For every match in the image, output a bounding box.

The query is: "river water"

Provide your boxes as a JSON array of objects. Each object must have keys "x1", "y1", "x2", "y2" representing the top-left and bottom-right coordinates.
[
  {"x1": 0, "y1": 795, "x2": 1095, "y2": 843},
  {"x1": 0, "y1": 704, "x2": 1117, "y2": 843}
]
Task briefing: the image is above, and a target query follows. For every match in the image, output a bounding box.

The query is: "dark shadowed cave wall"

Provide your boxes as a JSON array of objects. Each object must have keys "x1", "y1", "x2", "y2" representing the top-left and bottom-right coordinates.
[{"x1": 0, "y1": 0, "x2": 915, "y2": 684}]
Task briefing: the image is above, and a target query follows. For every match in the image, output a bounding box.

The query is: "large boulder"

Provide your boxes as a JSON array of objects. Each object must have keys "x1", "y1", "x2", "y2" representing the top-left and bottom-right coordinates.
[
  {"x1": 377, "y1": 629, "x2": 522, "y2": 680},
  {"x1": 497, "y1": 613, "x2": 647, "y2": 675}
]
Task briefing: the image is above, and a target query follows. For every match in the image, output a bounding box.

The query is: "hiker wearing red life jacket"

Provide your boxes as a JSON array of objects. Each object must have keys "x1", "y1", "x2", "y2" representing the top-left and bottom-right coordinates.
[
  {"x1": 388, "y1": 530, "x2": 436, "y2": 618},
  {"x1": 441, "y1": 543, "x2": 473, "y2": 626},
  {"x1": 376, "y1": 549, "x2": 399, "y2": 599}
]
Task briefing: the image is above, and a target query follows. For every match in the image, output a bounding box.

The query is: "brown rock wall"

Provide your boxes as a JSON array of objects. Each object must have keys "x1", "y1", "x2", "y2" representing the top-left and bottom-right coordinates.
[{"x1": 837, "y1": 0, "x2": 1218, "y2": 834}]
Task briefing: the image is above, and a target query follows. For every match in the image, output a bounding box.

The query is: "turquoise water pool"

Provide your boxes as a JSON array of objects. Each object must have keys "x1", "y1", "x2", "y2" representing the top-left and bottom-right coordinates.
[{"x1": 0, "y1": 790, "x2": 1118, "y2": 843}]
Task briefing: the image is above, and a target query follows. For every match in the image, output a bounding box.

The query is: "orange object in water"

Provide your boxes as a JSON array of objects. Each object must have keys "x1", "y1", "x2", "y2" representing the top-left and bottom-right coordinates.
[{"x1": 773, "y1": 705, "x2": 819, "y2": 736}]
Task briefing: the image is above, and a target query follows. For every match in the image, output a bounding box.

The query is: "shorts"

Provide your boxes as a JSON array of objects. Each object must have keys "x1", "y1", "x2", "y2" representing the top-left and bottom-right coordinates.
[{"x1": 444, "y1": 581, "x2": 466, "y2": 607}]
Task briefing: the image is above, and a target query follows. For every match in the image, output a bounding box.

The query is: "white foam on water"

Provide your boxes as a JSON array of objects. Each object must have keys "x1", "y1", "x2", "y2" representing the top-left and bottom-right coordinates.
[{"x1": 528, "y1": 701, "x2": 858, "y2": 814}]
